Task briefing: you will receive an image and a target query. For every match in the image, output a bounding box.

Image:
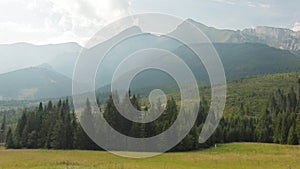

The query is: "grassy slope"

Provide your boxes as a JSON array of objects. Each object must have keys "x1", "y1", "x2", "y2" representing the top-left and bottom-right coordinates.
[{"x1": 0, "y1": 143, "x2": 299, "y2": 169}]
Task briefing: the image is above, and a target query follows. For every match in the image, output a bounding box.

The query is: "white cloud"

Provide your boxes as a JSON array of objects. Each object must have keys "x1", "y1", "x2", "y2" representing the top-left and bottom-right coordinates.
[
  {"x1": 247, "y1": 1, "x2": 256, "y2": 7},
  {"x1": 210, "y1": 0, "x2": 236, "y2": 5},
  {"x1": 246, "y1": 2, "x2": 271, "y2": 9},
  {"x1": 212, "y1": 0, "x2": 271, "y2": 9},
  {"x1": 292, "y1": 22, "x2": 300, "y2": 32},
  {"x1": 258, "y1": 3, "x2": 271, "y2": 9},
  {"x1": 0, "y1": 0, "x2": 132, "y2": 45}
]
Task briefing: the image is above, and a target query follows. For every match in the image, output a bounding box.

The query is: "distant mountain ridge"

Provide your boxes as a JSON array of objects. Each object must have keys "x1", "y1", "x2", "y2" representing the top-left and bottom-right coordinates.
[
  {"x1": 0, "y1": 42, "x2": 81, "y2": 77},
  {"x1": 0, "y1": 67, "x2": 71, "y2": 100},
  {"x1": 174, "y1": 19, "x2": 300, "y2": 52},
  {"x1": 1, "y1": 20, "x2": 300, "y2": 100}
]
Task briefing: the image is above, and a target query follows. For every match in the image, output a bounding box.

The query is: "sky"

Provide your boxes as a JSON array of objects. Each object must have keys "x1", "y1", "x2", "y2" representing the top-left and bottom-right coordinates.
[{"x1": 0, "y1": 0, "x2": 300, "y2": 45}]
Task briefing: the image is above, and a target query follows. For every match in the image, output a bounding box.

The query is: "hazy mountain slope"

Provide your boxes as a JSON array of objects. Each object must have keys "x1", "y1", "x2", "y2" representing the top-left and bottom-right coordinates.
[
  {"x1": 2, "y1": 20, "x2": 300, "y2": 78},
  {"x1": 88, "y1": 26, "x2": 300, "y2": 90},
  {"x1": 0, "y1": 42, "x2": 81, "y2": 77},
  {"x1": 1, "y1": 23, "x2": 300, "y2": 101},
  {"x1": 93, "y1": 42, "x2": 300, "y2": 98},
  {"x1": 0, "y1": 67, "x2": 71, "y2": 100},
  {"x1": 214, "y1": 43, "x2": 300, "y2": 80},
  {"x1": 84, "y1": 26, "x2": 183, "y2": 89},
  {"x1": 171, "y1": 42, "x2": 300, "y2": 82}
]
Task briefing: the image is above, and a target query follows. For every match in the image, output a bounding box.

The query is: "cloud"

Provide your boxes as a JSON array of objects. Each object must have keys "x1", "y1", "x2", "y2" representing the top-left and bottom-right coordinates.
[
  {"x1": 210, "y1": 0, "x2": 236, "y2": 5},
  {"x1": 47, "y1": 0, "x2": 132, "y2": 29},
  {"x1": 292, "y1": 22, "x2": 300, "y2": 32},
  {"x1": 258, "y1": 3, "x2": 271, "y2": 9},
  {"x1": 246, "y1": 2, "x2": 271, "y2": 9},
  {"x1": 211, "y1": 0, "x2": 271, "y2": 9},
  {"x1": 0, "y1": 0, "x2": 132, "y2": 45}
]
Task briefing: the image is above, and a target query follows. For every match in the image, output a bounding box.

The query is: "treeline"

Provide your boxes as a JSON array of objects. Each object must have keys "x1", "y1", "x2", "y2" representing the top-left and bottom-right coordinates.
[
  {"x1": 4, "y1": 93, "x2": 214, "y2": 151},
  {"x1": 5, "y1": 79, "x2": 300, "y2": 151},
  {"x1": 256, "y1": 79, "x2": 300, "y2": 145},
  {"x1": 213, "y1": 79, "x2": 300, "y2": 145},
  {"x1": 5, "y1": 99, "x2": 99, "y2": 150}
]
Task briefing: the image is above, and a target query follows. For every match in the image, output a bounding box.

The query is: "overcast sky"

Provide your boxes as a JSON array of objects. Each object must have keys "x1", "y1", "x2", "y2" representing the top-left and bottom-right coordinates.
[{"x1": 0, "y1": 0, "x2": 300, "y2": 45}]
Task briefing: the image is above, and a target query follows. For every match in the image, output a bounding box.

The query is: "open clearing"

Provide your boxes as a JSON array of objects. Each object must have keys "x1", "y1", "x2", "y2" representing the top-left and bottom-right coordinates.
[{"x1": 0, "y1": 143, "x2": 300, "y2": 169}]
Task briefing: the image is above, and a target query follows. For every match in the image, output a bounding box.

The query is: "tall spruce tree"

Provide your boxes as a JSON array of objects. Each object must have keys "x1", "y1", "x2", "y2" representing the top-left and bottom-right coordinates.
[
  {"x1": 14, "y1": 112, "x2": 27, "y2": 148},
  {"x1": 256, "y1": 110, "x2": 273, "y2": 143},
  {"x1": 5, "y1": 127, "x2": 14, "y2": 148},
  {"x1": 296, "y1": 112, "x2": 300, "y2": 144},
  {"x1": 287, "y1": 87, "x2": 297, "y2": 113},
  {"x1": 298, "y1": 78, "x2": 300, "y2": 101},
  {"x1": 0, "y1": 115, "x2": 6, "y2": 143},
  {"x1": 76, "y1": 99, "x2": 98, "y2": 150},
  {"x1": 287, "y1": 124, "x2": 298, "y2": 145},
  {"x1": 279, "y1": 113, "x2": 289, "y2": 144},
  {"x1": 50, "y1": 119, "x2": 66, "y2": 149}
]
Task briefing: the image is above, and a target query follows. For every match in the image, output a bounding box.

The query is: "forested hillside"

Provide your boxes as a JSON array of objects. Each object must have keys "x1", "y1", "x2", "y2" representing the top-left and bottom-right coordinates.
[{"x1": 3, "y1": 77, "x2": 300, "y2": 151}]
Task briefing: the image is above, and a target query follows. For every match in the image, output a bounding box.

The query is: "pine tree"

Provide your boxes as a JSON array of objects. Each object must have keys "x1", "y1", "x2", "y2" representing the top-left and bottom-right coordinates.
[
  {"x1": 298, "y1": 78, "x2": 300, "y2": 101},
  {"x1": 297, "y1": 78, "x2": 300, "y2": 112},
  {"x1": 240, "y1": 103, "x2": 245, "y2": 115},
  {"x1": 287, "y1": 87, "x2": 297, "y2": 113},
  {"x1": 287, "y1": 125, "x2": 298, "y2": 145},
  {"x1": 76, "y1": 99, "x2": 98, "y2": 150},
  {"x1": 296, "y1": 113, "x2": 300, "y2": 144},
  {"x1": 256, "y1": 110, "x2": 273, "y2": 143},
  {"x1": 279, "y1": 113, "x2": 288, "y2": 144},
  {"x1": 70, "y1": 110, "x2": 78, "y2": 148},
  {"x1": 196, "y1": 98, "x2": 209, "y2": 126},
  {"x1": 103, "y1": 95, "x2": 119, "y2": 129},
  {"x1": 129, "y1": 122, "x2": 143, "y2": 138},
  {"x1": 26, "y1": 130, "x2": 38, "y2": 148},
  {"x1": 5, "y1": 128, "x2": 14, "y2": 148},
  {"x1": 47, "y1": 101, "x2": 53, "y2": 112},
  {"x1": 64, "y1": 111, "x2": 74, "y2": 149},
  {"x1": 14, "y1": 112, "x2": 27, "y2": 148},
  {"x1": 273, "y1": 113, "x2": 282, "y2": 143},
  {"x1": 50, "y1": 119, "x2": 66, "y2": 149},
  {"x1": 0, "y1": 115, "x2": 6, "y2": 143},
  {"x1": 38, "y1": 102, "x2": 43, "y2": 112},
  {"x1": 81, "y1": 99, "x2": 94, "y2": 136},
  {"x1": 162, "y1": 98, "x2": 177, "y2": 125}
]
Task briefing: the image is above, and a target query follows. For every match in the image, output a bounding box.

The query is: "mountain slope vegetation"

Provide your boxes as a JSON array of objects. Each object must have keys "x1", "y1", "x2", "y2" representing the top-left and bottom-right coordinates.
[{"x1": 0, "y1": 67, "x2": 71, "y2": 100}]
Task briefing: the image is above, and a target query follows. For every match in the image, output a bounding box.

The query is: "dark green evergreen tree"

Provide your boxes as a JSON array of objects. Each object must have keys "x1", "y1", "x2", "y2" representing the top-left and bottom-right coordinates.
[
  {"x1": 75, "y1": 99, "x2": 98, "y2": 150},
  {"x1": 5, "y1": 127, "x2": 14, "y2": 148},
  {"x1": 287, "y1": 87, "x2": 297, "y2": 113},
  {"x1": 279, "y1": 113, "x2": 289, "y2": 144},
  {"x1": 256, "y1": 110, "x2": 273, "y2": 143},
  {"x1": 0, "y1": 115, "x2": 6, "y2": 143},
  {"x1": 296, "y1": 112, "x2": 300, "y2": 144},
  {"x1": 14, "y1": 112, "x2": 27, "y2": 148},
  {"x1": 287, "y1": 125, "x2": 298, "y2": 145},
  {"x1": 273, "y1": 113, "x2": 282, "y2": 143},
  {"x1": 50, "y1": 119, "x2": 66, "y2": 149}
]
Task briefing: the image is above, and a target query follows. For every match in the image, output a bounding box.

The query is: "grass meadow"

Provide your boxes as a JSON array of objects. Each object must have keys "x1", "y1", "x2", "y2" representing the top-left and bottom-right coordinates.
[{"x1": 1, "y1": 143, "x2": 300, "y2": 169}]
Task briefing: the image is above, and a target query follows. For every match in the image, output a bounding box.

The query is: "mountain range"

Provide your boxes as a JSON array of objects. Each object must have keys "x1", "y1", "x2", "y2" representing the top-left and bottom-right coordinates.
[
  {"x1": 177, "y1": 19, "x2": 300, "y2": 53},
  {"x1": 1, "y1": 19, "x2": 300, "y2": 100}
]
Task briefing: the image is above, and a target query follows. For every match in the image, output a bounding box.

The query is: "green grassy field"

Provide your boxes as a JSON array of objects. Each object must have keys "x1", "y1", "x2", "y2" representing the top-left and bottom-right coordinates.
[{"x1": 0, "y1": 143, "x2": 300, "y2": 169}]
